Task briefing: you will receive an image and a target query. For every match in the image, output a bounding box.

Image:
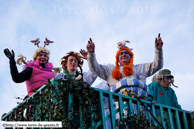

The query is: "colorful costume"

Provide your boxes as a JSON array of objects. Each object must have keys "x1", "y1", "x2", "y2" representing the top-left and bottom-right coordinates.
[
  {"x1": 56, "y1": 70, "x2": 97, "y2": 86},
  {"x1": 25, "y1": 60, "x2": 54, "y2": 97},
  {"x1": 147, "y1": 81, "x2": 181, "y2": 109},
  {"x1": 87, "y1": 41, "x2": 163, "y2": 120},
  {"x1": 6, "y1": 38, "x2": 55, "y2": 98},
  {"x1": 87, "y1": 47, "x2": 163, "y2": 96}
]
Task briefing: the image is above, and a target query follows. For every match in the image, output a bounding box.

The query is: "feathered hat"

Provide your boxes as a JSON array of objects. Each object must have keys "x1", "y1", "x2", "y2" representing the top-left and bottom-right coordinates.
[{"x1": 111, "y1": 40, "x2": 134, "y2": 80}]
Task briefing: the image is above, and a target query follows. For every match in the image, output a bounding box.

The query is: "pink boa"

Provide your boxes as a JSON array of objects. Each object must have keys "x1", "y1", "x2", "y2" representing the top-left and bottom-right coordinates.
[{"x1": 24, "y1": 60, "x2": 53, "y2": 71}]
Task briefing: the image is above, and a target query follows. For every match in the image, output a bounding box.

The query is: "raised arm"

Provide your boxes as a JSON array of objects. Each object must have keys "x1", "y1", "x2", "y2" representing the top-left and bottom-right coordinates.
[
  {"x1": 135, "y1": 34, "x2": 163, "y2": 81},
  {"x1": 86, "y1": 38, "x2": 114, "y2": 81},
  {"x1": 4, "y1": 48, "x2": 32, "y2": 83}
]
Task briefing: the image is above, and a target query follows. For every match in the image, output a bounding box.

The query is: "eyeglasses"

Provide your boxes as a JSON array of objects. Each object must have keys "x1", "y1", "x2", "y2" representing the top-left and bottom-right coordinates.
[{"x1": 163, "y1": 77, "x2": 174, "y2": 82}]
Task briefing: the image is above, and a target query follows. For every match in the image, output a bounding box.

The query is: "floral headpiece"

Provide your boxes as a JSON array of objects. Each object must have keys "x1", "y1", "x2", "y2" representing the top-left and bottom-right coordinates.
[{"x1": 111, "y1": 40, "x2": 134, "y2": 80}]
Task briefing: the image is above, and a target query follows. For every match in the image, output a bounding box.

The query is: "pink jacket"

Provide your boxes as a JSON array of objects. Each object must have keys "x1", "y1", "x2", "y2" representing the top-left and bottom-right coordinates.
[{"x1": 25, "y1": 65, "x2": 55, "y2": 97}]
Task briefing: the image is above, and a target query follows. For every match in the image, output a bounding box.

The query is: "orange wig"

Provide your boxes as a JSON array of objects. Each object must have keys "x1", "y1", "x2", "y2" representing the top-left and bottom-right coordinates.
[{"x1": 111, "y1": 48, "x2": 134, "y2": 80}]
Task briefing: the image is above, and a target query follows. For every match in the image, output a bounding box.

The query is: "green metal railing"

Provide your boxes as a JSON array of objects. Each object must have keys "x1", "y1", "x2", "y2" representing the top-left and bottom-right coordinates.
[{"x1": 1, "y1": 78, "x2": 193, "y2": 129}]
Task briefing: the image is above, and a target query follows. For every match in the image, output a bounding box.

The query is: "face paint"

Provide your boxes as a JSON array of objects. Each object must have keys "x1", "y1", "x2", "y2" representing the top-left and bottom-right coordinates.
[
  {"x1": 163, "y1": 77, "x2": 173, "y2": 83},
  {"x1": 164, "y1": 78, "x2": 171, "y2": 82},
  {"x1": 68, "y1": 58, "x2": 78, "y2": 64},
  {"x1": 118, "y1": 49, "x2": 132, "y2": 65},
  {"x1": 66, "y1": 56, "x2": 78, "y2": 73},
  {"x1": 119, "y1": 50, "x2": 131, "y2": 59}
]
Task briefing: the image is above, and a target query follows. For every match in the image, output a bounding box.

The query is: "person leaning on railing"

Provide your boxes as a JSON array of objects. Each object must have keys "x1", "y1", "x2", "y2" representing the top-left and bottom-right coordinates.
[
  {"x1": 147, "y1": 69, "x2": 181, "y2": 109},
  {"x1": 4, "y1": 38, "x2": 55, "y2": 98}
]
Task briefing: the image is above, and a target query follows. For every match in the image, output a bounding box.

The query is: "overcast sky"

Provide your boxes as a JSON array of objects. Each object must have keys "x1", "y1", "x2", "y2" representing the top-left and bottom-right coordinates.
[{"x1": 0, "y1": 0, "x2": 194, "y2": 127}]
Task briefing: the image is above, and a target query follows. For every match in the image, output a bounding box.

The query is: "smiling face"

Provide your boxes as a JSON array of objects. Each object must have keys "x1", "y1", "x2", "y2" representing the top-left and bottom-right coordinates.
[
  {"x1": 118, "y1": 50, "x2": 131, "y2": 66},
  {"x1": 36, "y1": 52, "x2": 48, "y2": 64},
  {"x1": 66, "y1": 56, "x2": 78, "y2": 73}
]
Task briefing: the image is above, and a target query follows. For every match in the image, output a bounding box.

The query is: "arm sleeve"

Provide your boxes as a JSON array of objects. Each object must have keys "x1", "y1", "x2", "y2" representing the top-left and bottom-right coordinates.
[
  {"x1": 135, "y1": 47, "x2": 163, "y2": 79},
  {"x1": 87, "y1": 53, "x2": 114, "y2": 81},
  {"x1": 147, "y1": 83, "x2": 154, "y2": 102},
  {"x1": 83, "y1": 70, "x2": 97, "y2": 86},
  {"x1": 173, "y1": 92, "x2": 181, "y2": 109},
  {"x1": 9, "y1": 59, "x2": 32, "y2": 83}
]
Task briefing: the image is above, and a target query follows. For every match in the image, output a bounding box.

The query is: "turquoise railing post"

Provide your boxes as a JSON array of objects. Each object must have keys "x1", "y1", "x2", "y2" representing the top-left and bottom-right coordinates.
[
  {"x1": 183, "y1": 112, "x2": 189, "y2": 129},
  {"x1": 159, "y1": 106, "x2": 165, "y2": 127},
  {"x1": 145, "y1": 103, "x2": 149, "y2": 120},
  {"x1": 151, "y1": 104, "x2": 157, "y2": 126},
  {"x1": 168, "y1": 108, "x2": 174, "y2": 129},
  {"x1": 137, "y1": 100, "x2": 141, "y2": 114},
  {"x1": 109, "y1": 93, "x2": 116, "y2": 129},
  {"x1": 128, "y1": 99, "x2": 134, "y2": 116},
  {"x1": 175, "y1": 110, "x2": 181, "y2": 129},
  {"x1": 118, "y1": 96, "x2": 124, "y2": 120},
  {"x1": 99, "y1": 91, "x2": 106, "y2": 129}
]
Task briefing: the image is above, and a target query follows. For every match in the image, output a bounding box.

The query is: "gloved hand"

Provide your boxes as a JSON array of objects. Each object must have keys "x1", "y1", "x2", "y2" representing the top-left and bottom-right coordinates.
[{"x1": 4, "y1": 48, "x2": 15, "y2": 60}]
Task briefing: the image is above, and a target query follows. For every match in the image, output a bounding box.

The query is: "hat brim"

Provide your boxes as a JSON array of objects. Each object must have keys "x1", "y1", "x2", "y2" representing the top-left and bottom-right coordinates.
[{"x1": 165, "y1": 75, "x2": 174, "y2": 78}]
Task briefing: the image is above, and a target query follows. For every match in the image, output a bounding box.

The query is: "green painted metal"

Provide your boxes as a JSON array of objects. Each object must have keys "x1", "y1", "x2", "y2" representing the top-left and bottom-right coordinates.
[
  {"x1": 99, "y1": 91, "x2": 106, "y2": 129},
  {"x1": 1, "y1": 78, "x2": 193, "y2": 129},
  {"x1": 118, "y1": 96, "x2": 124, "y2": 120},
  {"x1": 168, "y1": 108, "x2": 174, "y2": 129},
  {"x1": 128, "y1": 99, "x2": 134, "y2": 116},
  {"x1": 159, "y1": 106, "x2": 165, "y2": 127},
  {"x1": 183, "y1": 112, "x2": 189, "y2": 129},
  {"x1": 109, "y1": 94, "x2": 116, "y2": 129},
  {"x1": 175, "y1": 110, "x2": 181, "y2": 129},
  {"x1": 145, "y1": 103, "x2": 149, "y2": 120},
  {"x1": 137, "y1": 100, "x2": 141, "y2": 113}
]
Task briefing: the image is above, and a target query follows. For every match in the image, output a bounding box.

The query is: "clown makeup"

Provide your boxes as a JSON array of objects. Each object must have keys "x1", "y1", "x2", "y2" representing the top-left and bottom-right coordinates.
[
  {"x1": 160, "y1": 76, "x2": 173, "y2": 87},
  {"x1": 119, "y1": 50, "x2": 130, "y2": 57},
  {"x1": 119, "y1": 50, "x2": 131, "y2": 61},
  {"x1": 66, "y1": 56, "x2": 78, "y2": 73},
  {"x1": 68, "y1": 57, "x2": 78, "y2": 64},
  {"x1": 118, "y1": 50, "x2": 131, "y2": 65},
  {"x1": 163, "y1": 76, "x2": 173, "y2": 83}
]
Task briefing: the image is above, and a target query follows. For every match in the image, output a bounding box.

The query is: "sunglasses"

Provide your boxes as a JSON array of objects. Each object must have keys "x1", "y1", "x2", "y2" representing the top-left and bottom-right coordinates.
[{"x1": 163, "y1": 77, "x2": 174, "y2": 82}]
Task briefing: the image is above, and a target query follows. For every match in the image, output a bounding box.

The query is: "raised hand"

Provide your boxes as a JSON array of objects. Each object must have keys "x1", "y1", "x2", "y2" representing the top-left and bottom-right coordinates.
[
  {"x1": 80, "y1": 49, "x2": 88, "y2": 60},
  {"x1": 86, "y1": 38, "x2": 95, "y2": 53},
  {"x1": 155, "y1": 33, "x2": 163, "y2": 48},
  {"x1": 4, "y1": 48, "x2": 15, "y2": 60}
]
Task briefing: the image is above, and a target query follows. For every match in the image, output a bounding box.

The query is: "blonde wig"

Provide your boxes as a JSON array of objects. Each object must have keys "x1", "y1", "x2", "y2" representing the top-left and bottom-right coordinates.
[{"x1": 32, "y1": 47, "x2": 50, "y2": 61}]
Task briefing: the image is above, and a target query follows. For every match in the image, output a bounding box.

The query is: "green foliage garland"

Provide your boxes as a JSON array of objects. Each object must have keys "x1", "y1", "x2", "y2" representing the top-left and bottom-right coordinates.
[{"x1": 2, "y1": 78, "x2": 99, "y2": 129}]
